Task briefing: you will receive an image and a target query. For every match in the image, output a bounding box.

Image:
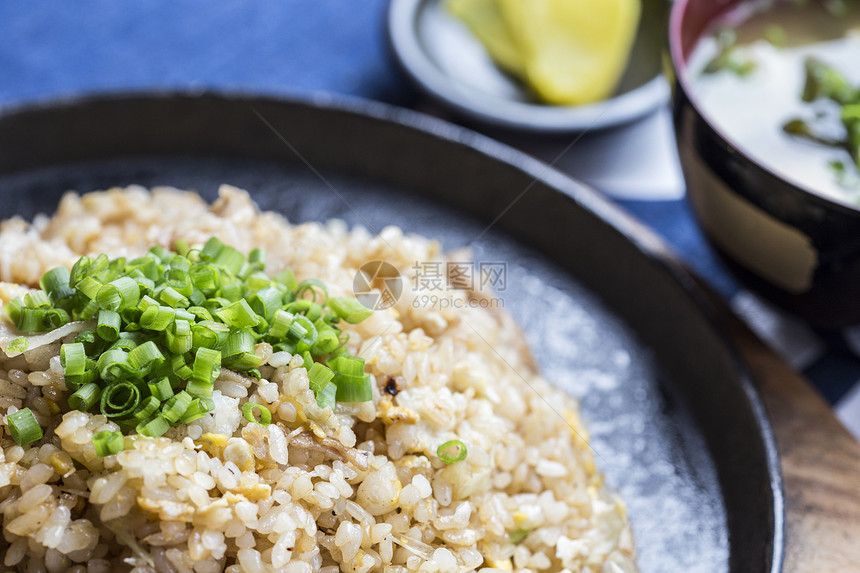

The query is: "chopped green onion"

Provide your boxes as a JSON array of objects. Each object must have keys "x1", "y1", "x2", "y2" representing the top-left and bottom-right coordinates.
[
  {"x1": 136, "y1": 415, "x2": 170, "y2": 438},
  {"x1": 327, "y1": 297, "x2": 373, "y2": 324},
  {"x1": 307, "y1": 359, "x2": 337, "y2": 409},
  {"x1": 215, "y1": 299, "x2": 261, "y2": 328},
  {"x1": 288, "y1": 315, "x2": 317, "y2": 347},
  {"x1": 7, "y1": 237, "x2": 378, "y2": 440},
  {"x1": 97, "y1": 309, "x2": 121, "y2": 341},
  {"x1": 24, "y1": 290, "x2": 51, "y2": 309},
  {"x1": 96, "y1": 276, "x2": 140, "y2": 312},
  {"x1": 248, "y1": 247, "x2": 266, "y2": 265},
  {"x1": 166, "y1": 319, "x2": 192, "y2": 354},
  {"x1": 65, "y1": 368, "x2": 97, "y2": 391},
  {"x1": 133, "y1": 395, "x2": 161, "y2": 423},
  {"x1": 222, "y1": 329, "x2": 262, "y2": 370},
  {"x1": 17, "y1": 307, "x2": 69, "y2": 332},
  {"x1": 187, "y1": 306, "x2": 213, "y2": 322},
  {"x1": 268, "y1": 309, "x2": 295, "y2": 339},
  {"x1": 97, "y1": 348, "x2": 133, "y2": 381},
  {"x1": 109, "y1": 334, "x2": 139, "y2": 352},
  {"x1": 170, "y1": 354, "x2": 194, "y2": 381},
  {"x1": 307, "y1": 362, "x2": 334, "y2": 394},
  {"x1": 191, "y1": 321, "x2": 229, "y2": 350},
  {"x1": 100, "y1": 382, "x2": 141, "y2": 418},
  {"x1": 295, "y1": 278, "x2": 328, "y2": 302},
  {"x1": 92, "y1": 430, "x2": 125, "y2": 457},
  {"x1": 104, "y1": 256, "x2": 126, "y2": 282},
  {"x1": 509, "y1": 529, "x2": 529, "y2": 544},
  {"x1": 76, "y1": 299, "x2": 99, "y2": 321},
  {"x1": 284, "y1": 299, "x2": 322, "y2": 321},
  {"x1": 161, "y1": 391, "x2": 193, "y2": 424},
  {"x1": 200, "y1": 237, "x2": 223, "y2": 261},
  {"x1": 41, "y1": 266, "x2": 75, "y2": 303},
  {"x1": 173, "y1": 308, "x2": 194, "y2": 322},
  {"x1": 166, "y1": 265, "x2": 192, "y2": 295},
  {"x1": 330, "y1": 355, "x2": 366, "y2": 377},
  {"x1": 7, "y1": 408, "x2": 43, "y2": 446},
  {"x1": 168, "y1": 255, "x2": 191, "y2": 273},
  {"x1": 75, "y1": 276, "x2": 102, "y2": 301},
  {"x1": 316, "y1": 382, "x2": 337, "y2": 411},
  {"x1": 334, "y1": 373, "x2": 372, "y2": 402},
  {"x1": 242, "y1": 402, "x2": 272, "y2": 426},
  {"x1": 75, "y1": 330, "x2": 97, "y2": 344},
  {"x1": 215, "y1": 245, "x2": 245, "y2": 275},
  {"x1": 148, "y1": 377, "x2": 174, "y2": 401},
  {"x1": 128, "y1": 340, "x2": 164, "y2": 371},
  {"x1": 219, "y1": 278, "x2": 244, "y2": 302},
  {"x1": 245, "y1": 271, "x2": 272, "y2": 292},
  {"x1": 127, "y1": 256, "x2": 160, "y2": 281},
  {"x1": 3, "y1": 298, "x2": 22, "y2": 324},
  {"x1": 437, "y1": 440, "x2": 468, "y2": 464},
  {"x1": 275, "y1": 269, "x2": 297, "y2": 290},
  {"x1": 180, "y1": 398, "x2": 211, "y2": 423},
  {"x1": 140, "y1": 305, "x2": 175, "y2": 331},
  {"x1": 138, "y1": 295, "x2": 159, "y2": 312},
  {"x1": 312, "y1": 322, "x2": 340, "y2": 355},
  {"x1": 148, "y1": 245, "x2": 169, "y2": 261},
  {"x1": 190, "y1": 264, "x2": 220, "y2": 293},
  {"x1": 61, "y1": 342, "x2": 88, "y2": 378},
  {"x1": 174, "y1": 239, "x2": 190, "y2": 258},
  {"x1": 187, "y1": 347, "x2": 220, "y2": 398},
  {"x1": 69, "y1": 256, "x2": 92, "y2": 288},
  {"x1": 7, "y1": 337, "x2": 28, "y2": 354},
  {"x1": 158, "y1": 286, "x2": 190, "y2": 309},
  {"x1": 247, "y1": 286, "x2": 282, "y2": 321}
]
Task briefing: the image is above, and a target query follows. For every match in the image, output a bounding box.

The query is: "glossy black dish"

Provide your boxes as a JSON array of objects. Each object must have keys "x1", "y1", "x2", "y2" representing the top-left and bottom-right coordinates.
[{"x1": 0, "y1": 92, "x2": 781, "y2": 572}]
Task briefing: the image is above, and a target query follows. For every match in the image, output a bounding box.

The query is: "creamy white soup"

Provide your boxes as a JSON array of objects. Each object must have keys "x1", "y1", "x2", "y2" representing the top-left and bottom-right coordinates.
[{"x1": 687, "y1": 1, "x2": 860, "y2": 206}]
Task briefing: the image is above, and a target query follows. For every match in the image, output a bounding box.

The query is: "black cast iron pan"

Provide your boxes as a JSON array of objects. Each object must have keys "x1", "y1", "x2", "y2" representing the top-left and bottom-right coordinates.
[{"x1": 0, "y1": 92, "x2": 782, "y2": 573}]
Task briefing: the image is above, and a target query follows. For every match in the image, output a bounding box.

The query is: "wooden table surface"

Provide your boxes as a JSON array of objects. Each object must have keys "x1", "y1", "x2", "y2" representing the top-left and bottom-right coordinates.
[{"x1": 701, "y1": 284, "x2": 860, "y2": 572}]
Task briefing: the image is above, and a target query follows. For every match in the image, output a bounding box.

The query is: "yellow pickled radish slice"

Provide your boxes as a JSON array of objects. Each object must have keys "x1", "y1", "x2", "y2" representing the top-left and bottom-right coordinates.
[
  {"x1": 447, "y1": 0, "x2": 641, "y2": 106},
  {"x1": 447, "y1": 0, "x2": 525, "y2": 75},
  {"x1": 498, "y1": 0, "x2": 641, "y2": 105}
]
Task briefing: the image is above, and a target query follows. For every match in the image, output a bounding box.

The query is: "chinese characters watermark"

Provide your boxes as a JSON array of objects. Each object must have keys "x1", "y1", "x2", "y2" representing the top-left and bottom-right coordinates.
[{"x1": 412, "y1": 261, "x2": 507, "y2": 293}]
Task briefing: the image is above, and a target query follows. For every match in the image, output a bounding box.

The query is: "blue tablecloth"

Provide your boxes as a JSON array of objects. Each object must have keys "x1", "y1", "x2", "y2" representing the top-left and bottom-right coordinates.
[{"x1": 2, "y1": 1, "x2": 858, "y2": 431}]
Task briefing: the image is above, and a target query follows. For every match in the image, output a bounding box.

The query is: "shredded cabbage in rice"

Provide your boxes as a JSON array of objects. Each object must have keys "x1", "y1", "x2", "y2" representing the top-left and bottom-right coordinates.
[{"x1": 0, "y1": 185, "x2": 637, "y2": 573}]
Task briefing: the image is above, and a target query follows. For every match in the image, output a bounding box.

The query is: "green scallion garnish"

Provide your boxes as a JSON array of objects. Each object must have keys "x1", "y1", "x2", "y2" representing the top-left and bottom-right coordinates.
[
  {"x1": 8, "y1": 337, "x2": 28, "y2": 354},
  {"x1": 437, "y1": 440, "x2": 468, "y2": 464},
  {"x1": 327, "y1": 297, "x2": 374, "y2": 324},
  {"x1": 100, "y1": 381, "x2": 141, "y2": 419},
  {"x1": 242, "y1": 402, "x2": 272, "y2": 426},
  {"x1": 91, "y1": 430, "x2": 124, "y2": 457},
  {"x1": 68, "y1": 383, "x2": 101, "y2": 412},
  {"x1": 7, "y1": 408, "x2": 43, "y2": 446},
  {"x1": 136, "y1": 414, "x2": 170, "y2": 438},
  {"x1": 3, "y1": 237, "x2": 375, "y2": 455}
]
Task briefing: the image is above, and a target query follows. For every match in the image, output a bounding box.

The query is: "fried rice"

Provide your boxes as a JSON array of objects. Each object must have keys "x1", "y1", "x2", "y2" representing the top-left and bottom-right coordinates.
[{"x1": 0, "y1": 185, "x2": 636, "y2": 573}]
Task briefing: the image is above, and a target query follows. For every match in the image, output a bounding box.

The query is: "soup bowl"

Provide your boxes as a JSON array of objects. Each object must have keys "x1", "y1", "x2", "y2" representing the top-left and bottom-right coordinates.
[{"x1": 669, "y1": 0, "x2": 860, "y2": 328}]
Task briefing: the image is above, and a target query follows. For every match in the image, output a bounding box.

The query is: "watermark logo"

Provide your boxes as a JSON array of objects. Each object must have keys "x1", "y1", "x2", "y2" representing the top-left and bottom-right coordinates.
[
  {"x1": 353, "y1": 260, "x2": 507, "y2": 311},
  {"x1": 353, "y1": 260, "x2": 403, "y2": 310}
]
